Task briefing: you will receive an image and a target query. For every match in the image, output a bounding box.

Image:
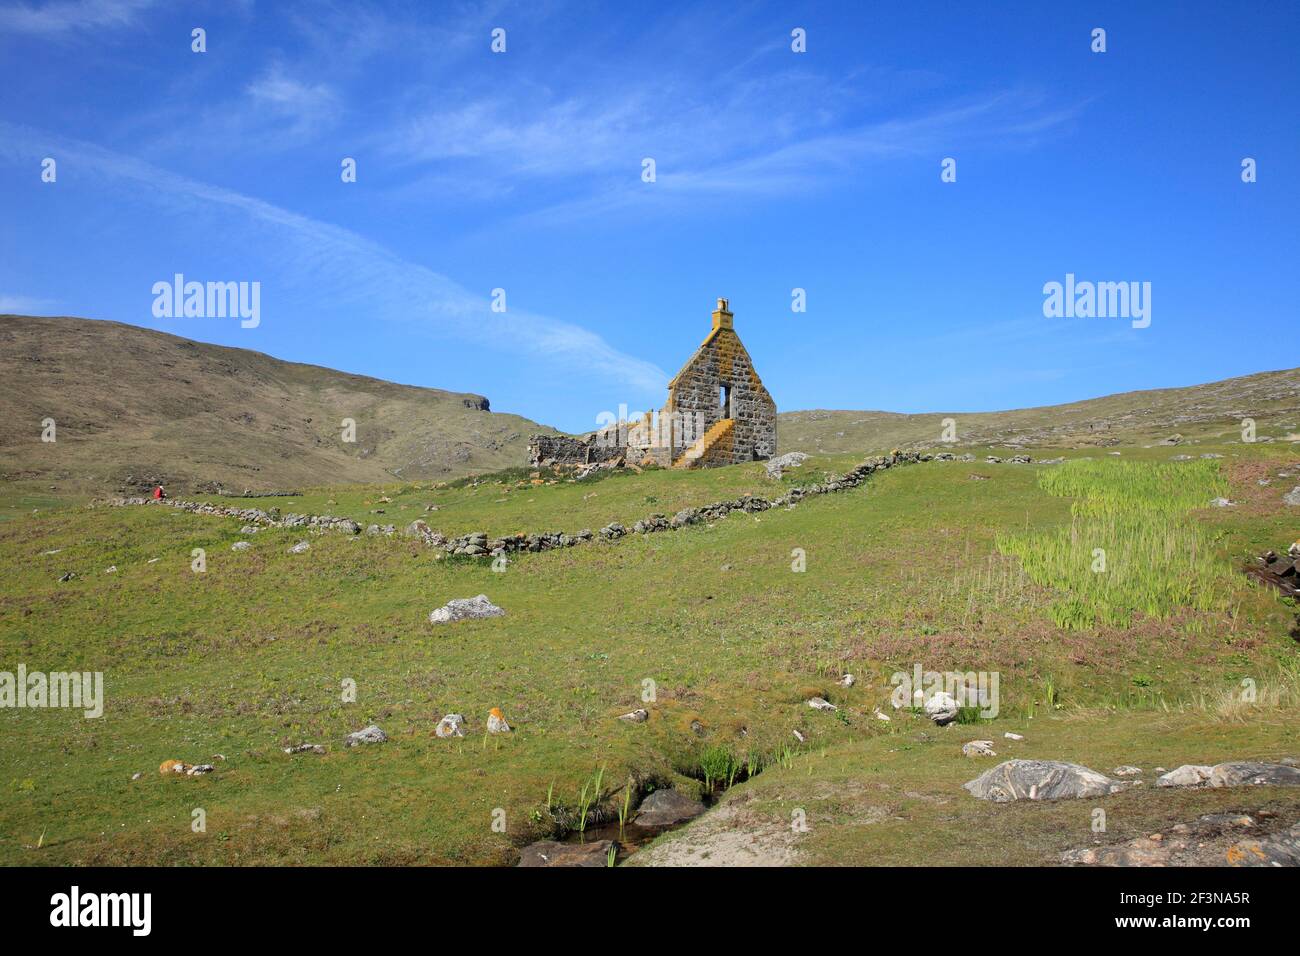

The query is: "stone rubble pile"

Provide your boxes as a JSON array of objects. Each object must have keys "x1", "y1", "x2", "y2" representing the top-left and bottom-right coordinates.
[{"x1": 1247, "y1": 547, "x2": 1300, "y2": 597}]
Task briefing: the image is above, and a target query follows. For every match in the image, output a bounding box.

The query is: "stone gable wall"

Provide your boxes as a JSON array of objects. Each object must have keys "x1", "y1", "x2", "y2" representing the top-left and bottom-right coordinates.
[{"x1": 666, "y1": 326, "x2": 776, "y2": 464}]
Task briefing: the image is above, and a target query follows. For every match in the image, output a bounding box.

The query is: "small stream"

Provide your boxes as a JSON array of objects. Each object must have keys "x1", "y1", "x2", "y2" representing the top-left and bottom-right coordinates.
[
  {"x1": 561, "y1": 819, "x2": 678, "y2": 864},
  {"x1": 558, "y1": 779, "x2": 732, "y2": 865}
]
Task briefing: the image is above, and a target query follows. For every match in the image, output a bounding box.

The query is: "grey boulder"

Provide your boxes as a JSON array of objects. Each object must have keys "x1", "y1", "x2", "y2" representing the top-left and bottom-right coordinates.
[
  {"x1": 1156, "y1": 761, "x2": 1300, "y2": 789},
  {"x1": 344, "y1": 725, "x2": 387, "y2": 747},
  {"x1": 517, "y1": 839, "x2": 614, "y2": 867},
  {"x1": 923, "y1": 690, "x2": 959, "y2": 725},
  {"x1": 435, "y1": 714, "x2": 467, "y2": 738},
  {"x1": 429, "y1": 594, "x2": 505, "y2": 624},
  {"x1": 765, "y1": 452, "x2": 808, "y2": 479},
  {"x1": 1210, "y1": 761, "x2": 1300, "y2": 788},
  {"x1": 964, "y1": 760, "x2": 1129, "y2": 802},
  {"x1": 1157, "y1": 765, "x2": 1213, "y2": 787},
  {"x1": 634, "y1": 788, "x2": 707, "y2": 828}
]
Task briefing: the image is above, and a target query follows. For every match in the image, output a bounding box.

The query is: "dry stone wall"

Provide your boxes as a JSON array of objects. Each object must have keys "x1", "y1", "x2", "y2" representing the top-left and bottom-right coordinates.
[{"x1": 110, "y1": 452, "x2": 1048, "y2": 560}]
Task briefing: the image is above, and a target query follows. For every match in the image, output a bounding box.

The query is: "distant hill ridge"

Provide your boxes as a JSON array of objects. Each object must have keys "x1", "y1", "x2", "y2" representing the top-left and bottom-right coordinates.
[
  {"x1": 777, "y1": 369, "x2": 1300, "y2": 454},
  {"x1": 2, "y1": 314, "x2": 1296, "y2": 493},
  {"x1": 0, "y1": 314, "x2": 555, "y2": 492}
]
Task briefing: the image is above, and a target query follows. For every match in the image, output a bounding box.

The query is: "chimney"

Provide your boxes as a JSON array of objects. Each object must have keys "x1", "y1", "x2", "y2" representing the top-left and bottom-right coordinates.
[{"x1": 711, "y1": 297, "x2": 733, "y2": 331}]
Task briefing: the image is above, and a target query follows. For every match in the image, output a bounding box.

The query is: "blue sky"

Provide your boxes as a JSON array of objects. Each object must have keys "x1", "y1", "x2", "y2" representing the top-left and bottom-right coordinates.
[{"x1": 1, "y1": 0, "x2": 1296, "y2": 432}]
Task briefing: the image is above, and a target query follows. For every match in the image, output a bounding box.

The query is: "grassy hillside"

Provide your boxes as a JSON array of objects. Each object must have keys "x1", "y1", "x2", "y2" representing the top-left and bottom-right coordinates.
[
  {"x1": 3, "y1": 320, "x2": 1299, "y2": 867},
  {"x1": 779, "y1": 367, "x2": 1300, "y2": 454},
  {"x1": 2, "y1": 440, "x2": 1297, "y2": 866},
  {"x1": 0, "y1": 315, "x2": 557, "y2": 493},
  {"x1": 4, "y1": 313, "x2": 1297, "y2": 498}
]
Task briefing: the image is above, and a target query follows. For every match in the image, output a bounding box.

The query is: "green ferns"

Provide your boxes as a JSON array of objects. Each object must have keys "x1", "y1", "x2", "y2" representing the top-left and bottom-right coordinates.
[{"x1": 997, "y1": 459, "x2": 1229, "y2": 629}]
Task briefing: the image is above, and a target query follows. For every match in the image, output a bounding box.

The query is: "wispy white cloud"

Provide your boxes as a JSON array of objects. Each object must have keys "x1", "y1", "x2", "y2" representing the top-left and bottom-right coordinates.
[
  {"x1": 499, "y1": 90, "x2": 1081, "y2": 224},
  {"x1": 0, "y1": 0, "x2": 157, "y2": 35},
  {"x1": 382, "y1": 68, "x2": 853, "y2": 183},
  {"x1": 0, "y1": 121, "x2": 667, "y2": 393},
  {"x1": 244, "y1": 64, "x2": 341, "y2": 139}
]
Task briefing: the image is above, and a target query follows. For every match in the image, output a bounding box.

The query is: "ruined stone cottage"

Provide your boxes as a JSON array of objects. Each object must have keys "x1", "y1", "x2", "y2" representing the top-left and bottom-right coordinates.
[{"x1": 529, "y1": 298, "x2": 777, "y2": 469}]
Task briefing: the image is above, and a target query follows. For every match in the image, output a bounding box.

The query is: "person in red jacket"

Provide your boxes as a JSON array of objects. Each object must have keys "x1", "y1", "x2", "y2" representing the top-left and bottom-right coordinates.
[{"x1": 152, "y1": 485, "x2": 165, "y2": 500}]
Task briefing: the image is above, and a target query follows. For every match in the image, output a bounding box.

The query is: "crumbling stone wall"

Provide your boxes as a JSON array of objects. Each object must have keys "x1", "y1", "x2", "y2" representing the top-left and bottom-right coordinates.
[{"x1": 527, "y1": 435, "x2": 623, "y2": 468}]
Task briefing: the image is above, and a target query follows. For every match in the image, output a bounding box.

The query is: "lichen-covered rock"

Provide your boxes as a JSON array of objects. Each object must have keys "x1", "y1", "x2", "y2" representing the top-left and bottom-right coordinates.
[
  {"x1": 963, "y1": 740, "x2": 997, "y2": 758},
  {"x1": 158, "y1": 758, "x2": 214, "y2": 776},
  {"x1": 1228, "y1": 823, "x2": 1300, "y2": 866},
  {"x1": 288, "y1": 540, "x2": 310, "y2": 554},
  {"x1": 429, "y1": 594, "x2": 504, "y2": 624},
  {"x1": 344, "y1": 725, "x2": 387, "y2": 747},
  {"x1": 964, "y1": 760, "x2": 1128, "y2": 802},
  {"x1": 435, "y1": 714, "x2": 466, "y2": 738},
  {"x1": 486, "y1": 708, "x2": 510, "y2": 734}
]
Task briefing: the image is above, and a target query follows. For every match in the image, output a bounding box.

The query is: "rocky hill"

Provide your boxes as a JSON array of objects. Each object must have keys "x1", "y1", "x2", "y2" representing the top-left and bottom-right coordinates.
[{"x1": 0, "y1": 314, "x2": 556, "y2": 493}]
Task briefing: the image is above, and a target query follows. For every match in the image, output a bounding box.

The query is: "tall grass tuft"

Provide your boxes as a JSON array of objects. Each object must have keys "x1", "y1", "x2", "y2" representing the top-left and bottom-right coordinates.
[
  {"x1": 997, "y1": 459, "x2": 1230, "y2": 629},
  {"x1": 576, "y1": 765, "x2": 606, "y2": 836},
  {"x1": 700, "y1": 745, "x2": 738, "y2": 793},
  {"x1": 618, "y1": 779, "x2": 633, "y2": 836}
]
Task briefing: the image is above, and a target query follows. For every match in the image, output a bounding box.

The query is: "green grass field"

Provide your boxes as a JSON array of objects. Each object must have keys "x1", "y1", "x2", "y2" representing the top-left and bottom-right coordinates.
[{"x1": 2, "y1": 443, "x2": 1297, "y2": 865}]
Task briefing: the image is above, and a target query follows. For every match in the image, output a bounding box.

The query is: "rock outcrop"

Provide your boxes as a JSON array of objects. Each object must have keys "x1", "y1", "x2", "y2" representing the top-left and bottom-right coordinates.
[{"x1": 964, "y1": 760, "x2": 1129, "y2": 802}]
